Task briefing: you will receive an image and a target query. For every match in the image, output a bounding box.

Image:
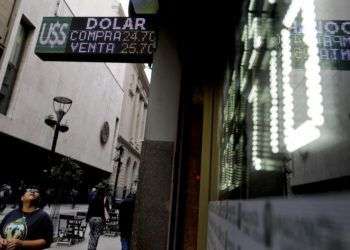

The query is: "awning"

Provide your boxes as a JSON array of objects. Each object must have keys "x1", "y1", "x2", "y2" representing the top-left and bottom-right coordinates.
[{"x1": 131, "y1": 0, "x2": 159, "y2": 14}]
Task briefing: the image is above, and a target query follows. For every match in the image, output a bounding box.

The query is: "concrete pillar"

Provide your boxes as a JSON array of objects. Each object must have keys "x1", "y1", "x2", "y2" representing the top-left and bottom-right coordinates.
[{"x1": 133, "y1": 26, "x2": 181, "y2": 250}]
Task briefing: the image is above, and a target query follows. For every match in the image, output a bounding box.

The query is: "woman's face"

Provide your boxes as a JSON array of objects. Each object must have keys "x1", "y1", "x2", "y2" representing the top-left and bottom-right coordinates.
[{"x1": 22, "y1": 189, "x2": 40, "y2": 203}]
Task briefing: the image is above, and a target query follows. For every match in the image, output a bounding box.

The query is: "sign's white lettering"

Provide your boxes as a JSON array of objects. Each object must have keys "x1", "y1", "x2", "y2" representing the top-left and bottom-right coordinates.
[
  {"x1": 39, "y1": 21, "x2": 69, "y2": 48},
  {"x1": 86, "y1": 17, "x2": 146, "y2": 31},
  {"x1": 70, "y1": 30, "x2": 122, "y2": 42},
  {"x1": 71, "y1": 42, "x2": 116, "y2": 54}
]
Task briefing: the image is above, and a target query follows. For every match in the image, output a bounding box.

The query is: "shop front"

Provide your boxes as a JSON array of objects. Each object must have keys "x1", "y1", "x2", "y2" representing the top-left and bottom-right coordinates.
[{"x1": 208, "y1": 0, "x2": 350, "y2": 249}]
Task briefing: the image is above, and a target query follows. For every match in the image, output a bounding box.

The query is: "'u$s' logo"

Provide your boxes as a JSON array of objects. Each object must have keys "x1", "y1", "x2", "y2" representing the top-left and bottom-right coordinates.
[{"x1": 39, "y1": 21, "x2": 69, "y2": 48}]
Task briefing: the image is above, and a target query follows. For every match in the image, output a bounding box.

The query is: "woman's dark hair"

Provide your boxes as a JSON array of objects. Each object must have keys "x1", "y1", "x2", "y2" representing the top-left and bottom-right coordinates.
[{"x1": 95, "y1": 187, "x2": 106, "y2": 200}]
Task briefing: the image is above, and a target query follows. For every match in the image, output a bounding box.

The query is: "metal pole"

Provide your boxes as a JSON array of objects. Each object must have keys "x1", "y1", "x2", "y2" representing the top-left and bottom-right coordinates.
[
  {"x1": 49, "y1": 123, "x2": 60, "y2": 239},
  {"x1": 51, "y1": 123, "x2": 60, "y2": 153}
]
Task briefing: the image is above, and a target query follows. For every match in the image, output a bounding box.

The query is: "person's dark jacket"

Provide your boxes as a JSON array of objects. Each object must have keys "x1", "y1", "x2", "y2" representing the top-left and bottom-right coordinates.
[
  {"x1": 88, "y1": 191, "x2": 96, "y2": 204},
  {"x1": 86, "y1": 194, "x2": 110, "y2": 222},
  {"x1": 118, "y1": 196, "x2": 135, "y2": 239}
]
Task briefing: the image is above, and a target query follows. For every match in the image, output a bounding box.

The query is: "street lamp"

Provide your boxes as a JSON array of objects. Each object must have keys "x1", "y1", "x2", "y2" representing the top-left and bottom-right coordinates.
[
  {"x1": 45, "y1": 96, "x2": 72, "y2": 154},
  {"x1": 113, "y1": 145, "x2": 124, "y2": 200},
  {"x1": 44, "y1": 96, "x2": 72, "y2": 226}
]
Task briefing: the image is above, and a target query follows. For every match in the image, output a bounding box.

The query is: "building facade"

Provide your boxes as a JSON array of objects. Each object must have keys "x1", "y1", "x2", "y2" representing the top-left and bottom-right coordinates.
[
  {"x1": 111, "y1": 63, "x2": 149, "y2": 198},
  {"x1": 0, "y1": 0, "x2": 147, "y2": 200}
]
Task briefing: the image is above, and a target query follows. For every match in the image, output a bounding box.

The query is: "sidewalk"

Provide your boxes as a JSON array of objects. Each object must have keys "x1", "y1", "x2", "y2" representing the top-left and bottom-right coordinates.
[
  {"x1": 49, "y1": 205, "x2": 122, "y2": 249},
  {"x1": 50, "y1": 232, "x2": 121, "y2": 250}
]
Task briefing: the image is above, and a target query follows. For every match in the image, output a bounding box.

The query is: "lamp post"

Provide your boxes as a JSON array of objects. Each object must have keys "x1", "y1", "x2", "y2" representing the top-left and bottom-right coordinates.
[
  {"x1": 113, "y1": 145, "x2": 124, "y2": 200},
  {"x1": 44, "y1": 97, "x2": 72, "y2": 193},
  {"x1": 44, "y1": 97, "x2": 72, "y2": 234},
  {"x1": 45, "y1": 97, "x2": 72, "y2": 157}
]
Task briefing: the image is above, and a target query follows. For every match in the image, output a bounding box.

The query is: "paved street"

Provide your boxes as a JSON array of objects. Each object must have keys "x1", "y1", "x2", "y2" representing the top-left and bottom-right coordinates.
[
  {"x1": 0, "y1": 204, "x2": 122, "y2": 250},
  {"x1": 50, "y1": 232, "x2": 121, "y2": 250}
]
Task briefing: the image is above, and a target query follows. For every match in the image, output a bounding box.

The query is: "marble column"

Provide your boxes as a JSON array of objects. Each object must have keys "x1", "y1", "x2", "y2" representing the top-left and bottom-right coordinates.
[{"x1": 133, "y1": 26, "x2": 182, "y2": 250}]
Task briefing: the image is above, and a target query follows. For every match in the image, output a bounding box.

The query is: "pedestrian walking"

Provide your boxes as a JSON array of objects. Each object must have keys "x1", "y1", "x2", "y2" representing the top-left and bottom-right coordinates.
[
  {"x1": 0, "y1": 186, "x2": 53, "y2": 250},
  {"x1": 88, "y1": 188, "x2": 97, "y2": 204},
  {"x1": 119, "y1": 193, "x2": 135, "y2": 250},
  {"x1": 86, "y1": 187, "x2": 110, "y2": 250},
  {"x1": 45, "y1": 188, "x2": 54, "y2": 208},
  {"x1": 70, "y1": 188, "x2": 79, "y2": 209},
  {"x1": 122, "y1": 186, "x2": 127, "y2": 199},
  {"x1": 0, "y1": 184, "x2": 12, "y2": 213}
]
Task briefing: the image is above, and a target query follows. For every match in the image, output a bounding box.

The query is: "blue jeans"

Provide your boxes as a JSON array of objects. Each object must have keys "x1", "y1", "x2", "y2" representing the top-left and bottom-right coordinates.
[{"x1": 121, "y1": 238, "x2": 130, "y2": 250}]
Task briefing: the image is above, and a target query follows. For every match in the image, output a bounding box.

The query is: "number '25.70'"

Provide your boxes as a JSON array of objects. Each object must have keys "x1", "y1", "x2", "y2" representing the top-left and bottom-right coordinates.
[{"x1": 121, "y1": 43, "x2": 155, "y2": 54}]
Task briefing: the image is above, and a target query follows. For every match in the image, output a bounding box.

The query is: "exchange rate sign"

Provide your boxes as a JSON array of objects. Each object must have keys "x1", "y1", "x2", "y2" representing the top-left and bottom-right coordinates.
[{"x1": 35, "y1": 16, "x2": 157, "y2": 63}]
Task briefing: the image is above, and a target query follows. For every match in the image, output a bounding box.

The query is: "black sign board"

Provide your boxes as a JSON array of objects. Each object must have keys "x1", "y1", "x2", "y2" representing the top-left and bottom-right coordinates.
[
  {"x1": 35, "y1": 16, "x2": 157, "y2": 63},
  {"x1": 291, "y1": 19, "x2": 350, "y2": 70}
]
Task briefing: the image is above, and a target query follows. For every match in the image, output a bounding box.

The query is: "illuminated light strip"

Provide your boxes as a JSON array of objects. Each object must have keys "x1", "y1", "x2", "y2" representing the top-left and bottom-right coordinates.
[
  {"x1": 302, "y1": 0, "x2": 324, "y2": 127},
  {"x1": 240, "y1": 67, "x2": 246, "y2": 90},
  {"x1": 249, "y1": 17, "x2": 259, "y2": 39},
  {"x1": 269, "y1": 50, "x2": 279, "y2": 153},
  {"x1": 249, "y1": 50, "x2": 259, "y2": 69},
  {"x1": 254, "y1": 36, "x2": 263, "y2": 49},
  {"x1": 251, "y1": 86, "x2": 263, "y2": 171},
  {"x1": 248, "y1": 17, "x2": 263, "y2": 69},
  {"x1": 248, "y1": 85, "x2": 257, "y2": 103},
  {"x1": 281, "y1": 0, "x2": 324, "y2": 152},
  {"x1": 241, "y1": 51, "x2": 249, "y2": 67},
  {"x1": 241, "y1": 76, "x2": 247, "y2": 91},
  {"x1": 249, "y1": 0, "x2": 257, "y2": 12},
  {"x1": 281, "y1": 28, "x2": 294, "y2": 145},
  {"x1": 283, "y1": 0, "x2": 303, "y2": 28},
  {"x1": 253, "y1": 18, "x2": 262, "y2": 47},
  {"x1": 232, "y1": 71, "x2": 237, "y2": 83},
  {"x1": 241, "y1": 25, "x2": 248, "y2": 42}
]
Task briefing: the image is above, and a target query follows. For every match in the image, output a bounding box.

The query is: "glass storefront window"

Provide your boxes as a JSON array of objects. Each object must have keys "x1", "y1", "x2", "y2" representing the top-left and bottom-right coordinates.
[{"x1": 220, "y1": 0, "x2": 350, "y2": 197}]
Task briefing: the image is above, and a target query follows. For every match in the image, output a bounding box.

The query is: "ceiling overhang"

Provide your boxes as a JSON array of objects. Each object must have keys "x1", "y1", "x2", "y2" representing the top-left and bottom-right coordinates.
[{"x1": 129, "y1": 0, "x2": 245, "y2": 84}]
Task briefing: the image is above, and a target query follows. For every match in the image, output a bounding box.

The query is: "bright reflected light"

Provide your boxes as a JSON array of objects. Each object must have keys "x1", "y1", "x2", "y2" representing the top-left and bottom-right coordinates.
[
  {"x1": 283, "y1": 0, "x2": 303, "y2": 28},
  {"x1": 281, "y1": 0, "x2": 324, "y2": 152},
  {"x1": 252, "y1": 86, "x2": 263, "y2": 170},
  {"x1": 286, "y1": 121, "x2": 320, "y2": 152},
  {"x1": 270, "y1": 50, "x2": 279, "y2": 153},
  {"x1": 249, "y1": 50, "x2": 259, "y2": 69},
  {"x1": 254, "y1": 36, "x2": 263, "y2": 49},
  {"x1": 248, "y1": 85, "x2": 257, "y2": 103},
  {"x1": 254, "y1": 158, "x2": 262, "y2": 171}
]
